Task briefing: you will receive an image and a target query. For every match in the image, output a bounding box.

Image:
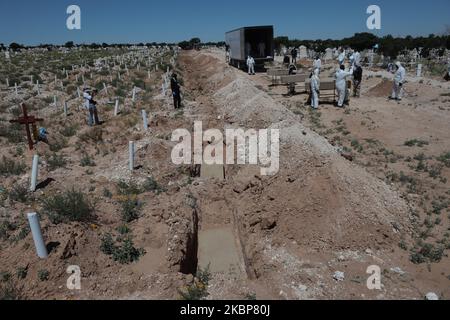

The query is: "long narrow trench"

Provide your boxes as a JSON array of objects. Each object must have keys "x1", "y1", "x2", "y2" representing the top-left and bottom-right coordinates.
[{"x1": 176, "y1": 51, "x2": 248, "y2": 279}]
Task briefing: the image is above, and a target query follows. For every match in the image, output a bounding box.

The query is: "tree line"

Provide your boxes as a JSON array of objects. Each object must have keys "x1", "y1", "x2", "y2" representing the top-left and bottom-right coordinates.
[
  {"x1": 3, "y1": 31, "x2": 450, "y2": 59},
  {"x1": 274, "y1": 32, "x2": 450, "y2": 58}
]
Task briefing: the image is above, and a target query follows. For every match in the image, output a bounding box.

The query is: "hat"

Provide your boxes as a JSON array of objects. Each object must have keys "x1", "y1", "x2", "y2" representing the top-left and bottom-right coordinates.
[{"x1": 395, "y1": 61, "x2": 402, "y2": 68}]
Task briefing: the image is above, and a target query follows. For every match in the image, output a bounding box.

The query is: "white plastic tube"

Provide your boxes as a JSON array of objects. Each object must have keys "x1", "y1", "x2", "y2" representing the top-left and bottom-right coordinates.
[
  {"x1": 27, "y1": 212, "x2": 48, "y2": 259},
  {"x1": 30, "y1": 155, "x2": 39, "y2": 192},
  {"x1": 129, "y1": 141, "x2": 135, "y2": 171}
]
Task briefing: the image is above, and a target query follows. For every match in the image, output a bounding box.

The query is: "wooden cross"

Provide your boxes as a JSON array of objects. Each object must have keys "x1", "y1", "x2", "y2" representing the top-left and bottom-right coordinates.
[{"x1": 9, "y1": 104, "x2": 44, "y2": 150}]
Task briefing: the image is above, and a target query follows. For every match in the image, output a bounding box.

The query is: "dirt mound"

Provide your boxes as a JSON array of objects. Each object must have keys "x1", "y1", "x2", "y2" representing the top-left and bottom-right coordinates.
[
  {"x1": 366, "y1": 79, "x2": 393, "y2": 97},
  {"x1": 188, "y1": 50, "x2": 410, "y2": 253}
]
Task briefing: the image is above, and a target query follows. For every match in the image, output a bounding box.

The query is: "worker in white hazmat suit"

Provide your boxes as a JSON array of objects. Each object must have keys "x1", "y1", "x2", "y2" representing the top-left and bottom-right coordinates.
[
  {"x1": 310, "y1": 69, "x2": 321, "y2": 109},
  {"x1": 337, "y1": 49, "x2": 345, "y2": 67},
  {"x1": 390, "y1": 61, "x2": 406, "y2": 100},
  {"x1": 247, "y1": 56, "x2": 255, "y2": 75},
  {"x1": 444, "y1": 58, "x2": 450, "y2": 81},
  {"x1": 313, "y1": 56, "x2": 322, "y2": 74},
  {"x1": 349, "y1": 50, "x2": 355, "y2": 67},
  {"x1": 354, "y1": 51, "x2": 361, "y2": 67},
  {"x1": 335, "y1": 65, "x2": 353, "y2": 108}
]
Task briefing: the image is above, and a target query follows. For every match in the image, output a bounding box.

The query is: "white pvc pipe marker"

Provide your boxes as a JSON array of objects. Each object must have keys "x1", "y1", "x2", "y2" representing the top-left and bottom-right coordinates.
[
  {"x1": 129, "y1": 141, "x2": 135, "y2": 171},
  {"x1": 114, "y1": 99, "x2": 120, "y2": 116},
  {"x1": 142, "y1": 110, "x2": 148, "y2": 131},
  {"x1": 27, "y1": 212, "x2": 48, "y2": 259},
  {"x1": 30, "y1": 155, "x2": 39, "y2": 192}
]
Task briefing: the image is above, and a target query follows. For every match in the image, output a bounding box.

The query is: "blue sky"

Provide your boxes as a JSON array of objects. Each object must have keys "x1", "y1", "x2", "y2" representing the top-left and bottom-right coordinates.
[{"x1": 0, "y1": 0, "x2": 449, "y2": 45}]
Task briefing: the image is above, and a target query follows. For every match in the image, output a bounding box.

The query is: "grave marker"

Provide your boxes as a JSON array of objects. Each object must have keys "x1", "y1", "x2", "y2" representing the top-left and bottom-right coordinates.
[
  {"x1": 416, "y1": 64, "x2": 422, "y2": 77},
  {"x1": 114, "y1": 99, "x2": 120, "y2": 116},
  {"x1": 142, "y1": 110, "x2": 148, "y2": 131},
  {"x1": 36, "y1": 80, "x2": 40, "y2": 95},
  {"x1": 27, "y1": 212, "x2": 48, "y2": 259},
  {"x1": 64, "y1": 101, "x2": 68, "y2": 117},
  {"x1": 30, "y1": 155, "x2": 39, "y2": 192},
  {"x1": 129, "y1": 141, "x2": 135, "y2": 171},
  {"x1": 9, "y1": 104, "x2": 44, "y2": 150}
]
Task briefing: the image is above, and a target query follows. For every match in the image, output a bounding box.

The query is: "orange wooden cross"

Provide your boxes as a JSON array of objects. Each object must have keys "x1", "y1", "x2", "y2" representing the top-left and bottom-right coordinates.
[{"x1": 9, "y1": 104, "x2": 44, "y2": 150}]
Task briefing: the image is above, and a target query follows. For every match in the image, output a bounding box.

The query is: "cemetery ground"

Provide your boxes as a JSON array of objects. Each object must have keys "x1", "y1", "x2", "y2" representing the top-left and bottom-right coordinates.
[{"x1": 0, "y1": 47, "x2": 449, "y2": 300}]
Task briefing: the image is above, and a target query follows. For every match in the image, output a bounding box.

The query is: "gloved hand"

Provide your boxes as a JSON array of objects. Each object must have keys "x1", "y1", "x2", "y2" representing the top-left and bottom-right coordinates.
[{"x1": 399, "y1": 83, "x2": 403, "y2": 87}]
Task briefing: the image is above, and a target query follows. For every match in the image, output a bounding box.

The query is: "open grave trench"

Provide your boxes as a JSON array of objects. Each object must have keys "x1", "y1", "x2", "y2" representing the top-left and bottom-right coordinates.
[{"x1": 168, "y1": 52, "x2": 253, "y2": 282}]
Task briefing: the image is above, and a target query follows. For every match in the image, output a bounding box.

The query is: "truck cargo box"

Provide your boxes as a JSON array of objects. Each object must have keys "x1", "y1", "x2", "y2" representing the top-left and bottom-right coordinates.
[{"x1": 225, "y1": 26, "x2": 274, "y2": 70}]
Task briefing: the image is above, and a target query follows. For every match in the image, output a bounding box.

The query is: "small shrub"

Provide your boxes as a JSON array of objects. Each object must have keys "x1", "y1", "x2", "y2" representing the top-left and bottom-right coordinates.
[
  {"x1": 8, "y1": 184, "x2": 29, "y2": 203},
  {"x1": 37, "y1": 269, "x2": 49, "y2": 281},
  {"x1": 0, "y1": 220, "x2": 17, "y2": 241},
  {"x1": 100, "y1": 233, "x2": 115, "y2": 255},
  {"x1": 120, "y1": 198, "x2": 141, "y2": 223},
  {"x1": 437, "y1": 152, "x2": 450, "y2": 167},
  {"x1": 47, "y1": 153, "x2": 67, "y2": 171},
  {"x1": 78, "y1": 127, "x2": 103, "y2": 143},
  {"x1": 101, "y1": 234, "x2": 145, "y2": 264},
  {"x1": 60, "y1": 124, "x2": 79, "y2": 137},
  {"x1": 112, "y1": 237, "x2": 145, "y2": 264},
  {"x1": 42, "y1": 188, "x2": 94, "y2": 224},
  {"x1": 117, "y1": 180, "x2": 142, "y2": 196},
  {"x1": 410, "y1": 243, "x2": 445, "y2": 264},
  {"x1": 10, "y1": 226, "x2": 30, "y2": 243},
  {"x1": 0, "y1": 156, "x2": 26, "y2": 177},
  {"x1": 245, "y1": 293, "x2": 257, "y2": 300},
  {"x1": 398, "y1": 240, "x2": 408, "y2": 251},
  {"x1": 80, "y1": 153, "x2": 96, "y2": 167},
  {"x1": 0, "y1": 271, "x2": 11, "y2": 283},
  {"x1": 116, "y1": 225, "x2": 130, "y2": 235},
  {"x1": 179, "y1": 265, "x2": 211, "y2": 300},
  {"x1": 0, "y1": 280, "x2": 24, "y2": 300},
  {"x1": 0, "y1": 123, "x2": 22, "y2": 143},
  {"x1": 103, "y1": 188, "x2": 113, "y2": 199},
  {"x1": 351, "y1": 139, "x2": 363, "y2": 153},
  {"x1": 49, "y1": 136, "x2": 68, "y2": 152},
  {"x1": 16, "y1": 267, "x2": 27, "y2": 280},
  {"x1": 142, "y1": 177, "x2": 166, "y2": 194},
  {"x1": 404, "y1": 139, "x2": 429, "y2": 147}
]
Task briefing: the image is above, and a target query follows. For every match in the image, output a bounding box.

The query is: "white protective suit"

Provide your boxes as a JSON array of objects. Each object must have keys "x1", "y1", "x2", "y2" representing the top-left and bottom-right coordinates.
[
  {"x1": 313, "y1": 58, "x2": 322, "y2": 73},
  {"x1": 83, "y1": 91, "x2": 93, "y2": 109},
  {"x1": 335, "y1": 67, "x2": 353, "y2": 107},
  {"x1": 310, "y1": 69, "x2": 321, "y2": 109},
  {"x1": 247, "y1": 56, "x2": 255, "y2": 75},
  {"x1": 338, "y1": 52, "x2": 345, "y2": 66},
  {"x1": 392, "y1": 62, "x2": 406, "y2": 100},
  {"x1": 354, "y1": 51, "x2": 361, "y2": 67}
]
